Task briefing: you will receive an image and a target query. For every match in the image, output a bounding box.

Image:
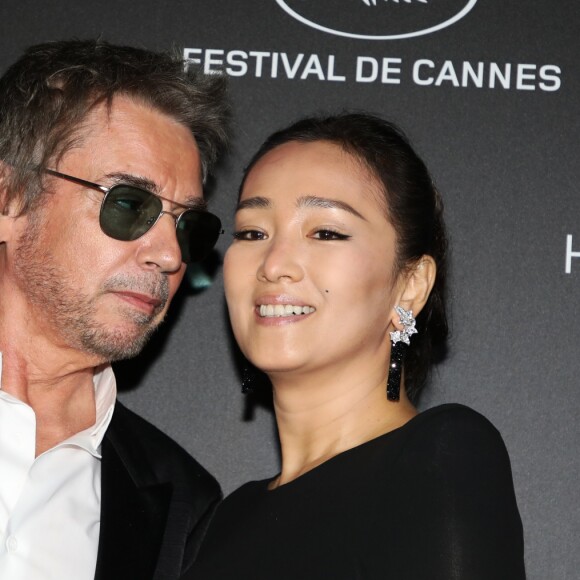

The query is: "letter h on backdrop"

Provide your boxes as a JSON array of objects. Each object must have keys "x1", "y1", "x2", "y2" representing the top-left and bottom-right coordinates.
[{"x1": 565, "y1": 235, "x2": 580, "y2": 273}]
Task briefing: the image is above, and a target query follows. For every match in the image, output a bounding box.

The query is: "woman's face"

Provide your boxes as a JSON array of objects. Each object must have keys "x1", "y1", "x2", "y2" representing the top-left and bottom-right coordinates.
[{"x1": 224, "y1": 140, "x2": 402, "y2": 378}]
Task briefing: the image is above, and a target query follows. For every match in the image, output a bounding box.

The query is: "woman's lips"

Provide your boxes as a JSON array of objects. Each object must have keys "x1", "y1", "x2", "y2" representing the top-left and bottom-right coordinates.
[
  {"x1": 257, "y1": 304, "x2": 316, "y2": 317},
  {"x1": 253, "y1": 295, "x2": 316, "y2": 324}
]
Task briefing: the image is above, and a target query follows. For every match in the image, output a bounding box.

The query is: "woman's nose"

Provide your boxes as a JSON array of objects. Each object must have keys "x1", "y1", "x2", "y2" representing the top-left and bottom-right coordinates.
[{"x1": 257, "y1": 236, "x2": 304, "y2": 283}]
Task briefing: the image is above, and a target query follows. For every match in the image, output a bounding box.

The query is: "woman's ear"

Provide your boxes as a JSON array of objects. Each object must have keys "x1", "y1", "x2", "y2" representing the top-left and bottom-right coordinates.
[{"x1": 390, "y1": 256, "x2": 436, "y2": 327}]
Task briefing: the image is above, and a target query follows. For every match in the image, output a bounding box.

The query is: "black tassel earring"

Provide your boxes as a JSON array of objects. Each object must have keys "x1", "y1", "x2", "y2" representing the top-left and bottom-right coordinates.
[
  {"x1": 241, "y1": 366, "x2": 258, "y2": 394},
  {"x1": 387, "y1": 306, "x2": 417, "y2": 401},
  {"x1": 387, "y1": 341, "x2": 407, "y2": 401}
]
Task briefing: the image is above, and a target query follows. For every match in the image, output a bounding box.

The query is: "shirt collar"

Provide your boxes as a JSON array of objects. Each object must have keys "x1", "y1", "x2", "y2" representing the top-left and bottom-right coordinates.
[
  {"x1": 88, "y1": 364, "x2": 117, "y2": 441},
  {"x1": 0, "y1": 352, "x2": 117, "y2": 458},
  {"x1": 59, "y1": 364, "x2": 117, "y2": 458}
]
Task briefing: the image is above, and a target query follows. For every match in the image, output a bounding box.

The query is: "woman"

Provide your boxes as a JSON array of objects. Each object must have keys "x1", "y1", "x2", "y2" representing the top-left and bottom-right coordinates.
[{"x1": 191, "y1": 113, "x2": 525, "y2": 578}]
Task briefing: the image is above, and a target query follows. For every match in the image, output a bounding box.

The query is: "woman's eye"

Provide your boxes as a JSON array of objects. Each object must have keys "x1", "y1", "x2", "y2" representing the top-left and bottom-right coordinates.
[
  {"x1": 233, "y1": 229, "x2": 266, "y2": 241},
  {"x1": 312, "y1": 229, "x2": 351, "y2": 241}
]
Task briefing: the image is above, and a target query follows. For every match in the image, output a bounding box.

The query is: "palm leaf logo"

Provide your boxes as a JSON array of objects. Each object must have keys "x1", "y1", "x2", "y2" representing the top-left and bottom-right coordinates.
[
  {"x1": 275, "y1": 0, "x2": 477, "y2": 40},
  {"x1": 362, "y1": 0, "x2": 428, "y2": 5}
]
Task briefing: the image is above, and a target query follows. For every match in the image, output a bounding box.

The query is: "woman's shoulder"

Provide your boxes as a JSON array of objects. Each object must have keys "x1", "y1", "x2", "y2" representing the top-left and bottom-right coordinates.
[
  {"x1": 224, "y1": 477, "x2": 270, "y2": 500},
  {"x1": 215, "y1": 477, "x2": 274, "y2": 513},
  {"x1": 377, "y1": 406, "x2": 525, "y2": 579},
  {"x1": 393, "y1": 403, "x2": 515, "y2": 486},
  {"x1": 410, "y1": 402, "x2": 502, "y2": 441}
]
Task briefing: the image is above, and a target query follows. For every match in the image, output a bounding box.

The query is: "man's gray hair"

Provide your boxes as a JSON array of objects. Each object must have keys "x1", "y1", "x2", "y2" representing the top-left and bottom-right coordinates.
[{"x1": 0, "y1": 39, "x2": 230, "y2": 214}]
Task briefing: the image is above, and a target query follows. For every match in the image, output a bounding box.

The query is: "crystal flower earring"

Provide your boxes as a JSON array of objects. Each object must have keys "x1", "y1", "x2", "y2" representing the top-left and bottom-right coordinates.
[{"x1": 387, "y1": 306, "x2": 417, "y2": 401}]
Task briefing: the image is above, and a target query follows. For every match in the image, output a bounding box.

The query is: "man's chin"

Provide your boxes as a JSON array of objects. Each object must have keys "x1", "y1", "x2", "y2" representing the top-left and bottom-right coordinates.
[{"x1": 80, "y1": 320, "x2": 161, "y2": 363}]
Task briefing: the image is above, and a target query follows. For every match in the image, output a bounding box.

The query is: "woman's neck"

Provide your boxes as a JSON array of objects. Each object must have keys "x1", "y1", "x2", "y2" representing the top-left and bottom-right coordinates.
[{"x1": 269, "y1": 367, "x2": 416, "y2": 489}]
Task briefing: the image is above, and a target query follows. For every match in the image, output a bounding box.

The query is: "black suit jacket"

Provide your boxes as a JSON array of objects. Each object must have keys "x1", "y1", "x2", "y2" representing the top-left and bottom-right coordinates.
[{"x1": 94, "y1": 401, "x2": 221, "y2": 580}]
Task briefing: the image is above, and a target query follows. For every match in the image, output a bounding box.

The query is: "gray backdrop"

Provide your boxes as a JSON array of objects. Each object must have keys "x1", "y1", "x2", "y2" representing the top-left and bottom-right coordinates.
[{"x1": 1, "y1": 1, "x2": 578, "y2": 578}]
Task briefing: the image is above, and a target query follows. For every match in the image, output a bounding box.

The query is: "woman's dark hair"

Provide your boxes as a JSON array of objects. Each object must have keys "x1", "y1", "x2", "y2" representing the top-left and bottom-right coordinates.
[
  {"x1": 239, "y1": 113, "x2": 448, "y2": 402},
  {"x1": 0, "y1": 39, "x2": 229, "y2": 214}
]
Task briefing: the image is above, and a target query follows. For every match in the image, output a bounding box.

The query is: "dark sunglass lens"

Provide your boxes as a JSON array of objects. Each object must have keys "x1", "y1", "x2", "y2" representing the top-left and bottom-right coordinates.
[
  {"x1": 177, "y1": 211, "x2": 222, "y2": 263},
  {"x1": 100, "y1": 186, "x2": 161, "y2": 241}
]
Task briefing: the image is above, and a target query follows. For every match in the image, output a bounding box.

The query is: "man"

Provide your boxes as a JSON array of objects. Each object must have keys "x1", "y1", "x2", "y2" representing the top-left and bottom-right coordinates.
[{"x1": 0, "y1": 40, "x2": 229, "y2": 579}]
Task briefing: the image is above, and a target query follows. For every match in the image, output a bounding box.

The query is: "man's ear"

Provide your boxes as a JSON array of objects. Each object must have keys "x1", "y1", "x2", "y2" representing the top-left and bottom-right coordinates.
[
  {"x1": 0, "y1": 163, "x2": 21, "y2": 243},
  {"x1": 0, "y1": 209, "x2": 15, "y2": 244},
  {"x1": 390, "y1": 256, "x2": 437, "y2": 327}
]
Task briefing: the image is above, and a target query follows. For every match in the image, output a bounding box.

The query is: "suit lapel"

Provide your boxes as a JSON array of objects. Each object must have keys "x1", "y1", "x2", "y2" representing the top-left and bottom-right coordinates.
[{"x1": 94, "y1": 405, "x2": 173, "y2": 580}]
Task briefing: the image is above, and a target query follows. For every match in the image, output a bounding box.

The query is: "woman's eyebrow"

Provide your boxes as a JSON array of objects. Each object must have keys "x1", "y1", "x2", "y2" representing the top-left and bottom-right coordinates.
[
  {"x1": 236, "y1": 194, "x2": 366, "y2": 221},
  {"x1": 236, "y1": 196, "x2": 271, "y2": 211},
  {"x1": 298, "y1": 195, "x2": 367, "y2": 220}
]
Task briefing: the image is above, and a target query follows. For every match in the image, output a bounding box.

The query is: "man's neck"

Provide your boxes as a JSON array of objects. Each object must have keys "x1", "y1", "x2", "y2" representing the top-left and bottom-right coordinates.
[{"x1": 0, "y1": 346, "x2": 99, "y2": 456}]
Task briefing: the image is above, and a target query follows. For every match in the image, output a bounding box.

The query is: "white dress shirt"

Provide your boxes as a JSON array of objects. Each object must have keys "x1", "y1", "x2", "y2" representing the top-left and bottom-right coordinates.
[{"x1": 0, "y1": 352, "x2": 117, "y2": 580}]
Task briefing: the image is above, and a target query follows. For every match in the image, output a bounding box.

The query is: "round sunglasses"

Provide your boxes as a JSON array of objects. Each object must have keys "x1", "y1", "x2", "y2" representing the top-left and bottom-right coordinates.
[{"x1": 44, "y1": 169, "x2": 222, "y2": 263}]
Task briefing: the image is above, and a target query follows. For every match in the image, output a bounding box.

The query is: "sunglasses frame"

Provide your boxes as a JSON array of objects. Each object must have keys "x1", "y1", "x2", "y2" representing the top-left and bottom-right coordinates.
[{"x1": 43, "y1": 168, "x2": 222, "y2": 262}]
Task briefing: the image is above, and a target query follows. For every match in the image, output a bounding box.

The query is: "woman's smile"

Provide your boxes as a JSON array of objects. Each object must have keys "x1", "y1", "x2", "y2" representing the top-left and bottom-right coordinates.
[{"x1": 257, "y1": 304, "x2": 316, "y2": 317}]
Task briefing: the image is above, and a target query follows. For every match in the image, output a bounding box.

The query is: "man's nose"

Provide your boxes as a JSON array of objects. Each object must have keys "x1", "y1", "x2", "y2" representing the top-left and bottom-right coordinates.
[{"x1": 136, "y1": 212, "x2": 183, "y2": 273}]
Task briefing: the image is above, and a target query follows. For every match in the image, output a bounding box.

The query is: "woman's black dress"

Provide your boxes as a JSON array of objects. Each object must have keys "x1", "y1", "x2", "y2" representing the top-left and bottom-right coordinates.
[{"x1": 190, "y1": 404, "x2": 526, "y2": 579}]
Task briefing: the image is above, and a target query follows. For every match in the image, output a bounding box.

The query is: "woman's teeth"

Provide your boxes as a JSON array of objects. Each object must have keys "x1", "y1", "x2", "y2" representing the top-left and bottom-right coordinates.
[{"x1": 259, "y1": 304, "x2": 315, "y2": 317}]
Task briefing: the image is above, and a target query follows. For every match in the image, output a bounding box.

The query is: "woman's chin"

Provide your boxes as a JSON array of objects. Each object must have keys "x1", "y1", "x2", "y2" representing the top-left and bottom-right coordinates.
[{"x1": 250, "y1": 359, "x2": 306, "y2": 379}]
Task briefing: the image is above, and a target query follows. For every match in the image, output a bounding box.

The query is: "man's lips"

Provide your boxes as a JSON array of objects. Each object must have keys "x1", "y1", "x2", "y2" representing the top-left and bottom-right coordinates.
[{"x1": 113, "y1": 291, "x2": 163, "y2": 312}]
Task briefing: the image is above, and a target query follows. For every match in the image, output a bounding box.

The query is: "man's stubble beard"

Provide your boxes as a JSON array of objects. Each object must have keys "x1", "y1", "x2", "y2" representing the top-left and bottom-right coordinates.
[{"x1": 13, "y1": 211, "x2": 170, "y2": 362}]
